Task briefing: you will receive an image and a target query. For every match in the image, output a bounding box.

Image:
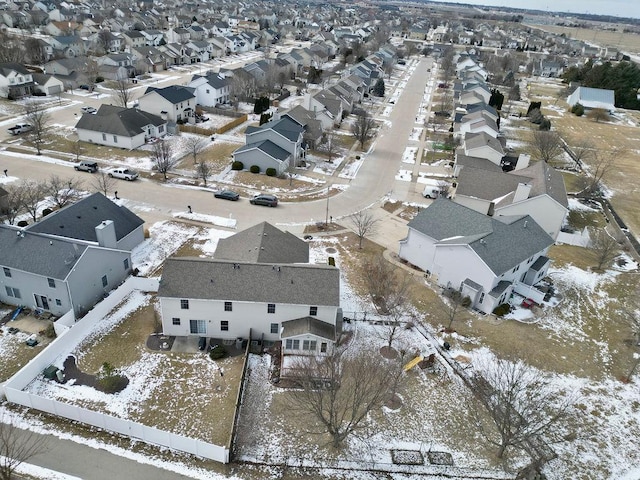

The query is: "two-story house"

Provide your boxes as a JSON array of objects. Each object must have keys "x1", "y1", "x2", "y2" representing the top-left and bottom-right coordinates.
[
  {"x1": 158, "y1": 222, "x2": 341, "y2": 355},
  {"x1": 188, "y1": 72, "x2": 230, "y2": 107},
  {"x1": 399, "y1": 199, "x2": 554, "y2": 314},
  {"x1": 232, "y1": 117, "x2": 305, "y2": 175},
  {"x1": 137, "y1": 85, "x2": 196, "y2": 124},
  {"x1": 0, "y1": 62, "x2": 34, "y2": 98}
]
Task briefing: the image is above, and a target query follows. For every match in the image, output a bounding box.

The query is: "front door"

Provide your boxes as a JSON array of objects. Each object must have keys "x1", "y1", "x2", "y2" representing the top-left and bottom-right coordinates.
[{"x1": 34, "y1": 294, "x2": 49, "y2": 310}]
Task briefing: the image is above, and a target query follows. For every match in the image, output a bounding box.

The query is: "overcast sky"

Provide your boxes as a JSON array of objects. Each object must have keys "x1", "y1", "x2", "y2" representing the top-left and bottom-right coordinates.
[{"x1": 428, "y1": 0, "x2": 640, "y2": 19}]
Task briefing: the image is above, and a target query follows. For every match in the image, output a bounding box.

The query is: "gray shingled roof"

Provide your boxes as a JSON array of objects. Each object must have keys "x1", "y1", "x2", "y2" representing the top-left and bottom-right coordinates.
[
  {"x1": 234, "y1": 140, "x2": 290, "y2": 160},
  {"x1": 251, "y1": 116, "x2": 304, "y2": 142},
  {"x1": 464, "y1": 132, "x2": 505, "y2": 156},
  {"x1": 407, "y1": 199, "x2": 554, "y2": 276},
  {"x1": 456, "y1": 166, "x2": 530, "y2": 201},
  {"x1": 0, "y1": 226, "x2": 88, "y2": 279},
  {"x1": 455, "y1": 153, "x2": 504, "y2": 173},
  {"x1": 75, "y1": 105, "x2": 166, "y2": 137},
  {"x1": 144, "y1": 85, "x2": 195, "y2": 103},
  {"x1": 514, "y1": 161, "x2": 568, "y2": 208},
  {"x1": 281, "y1": 317, "x2": 336, "y2": 340},
  {"x1": 215, "y1": 222, "x2": 309, "y2": 264},
  {"x1": 158, "y1": 258, "x2": 340, "y2": 306},
  {"x1": 27, "y1": 192, "x2": 143, "y2": 243}
]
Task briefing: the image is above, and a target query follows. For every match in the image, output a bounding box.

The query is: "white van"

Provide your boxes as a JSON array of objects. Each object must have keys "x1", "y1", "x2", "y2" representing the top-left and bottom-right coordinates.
[{"x1": 422, "y1": 179, "x2": 447, "y2": 199}]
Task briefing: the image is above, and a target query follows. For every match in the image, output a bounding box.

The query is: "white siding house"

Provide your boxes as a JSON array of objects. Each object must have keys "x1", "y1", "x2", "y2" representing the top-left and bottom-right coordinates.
[
  {"x1": 158, "y1": 258, "x2": 341, "y2": 354},
  {"x1": 398, "y1": 199, "x2": 554, "y2": 314}
]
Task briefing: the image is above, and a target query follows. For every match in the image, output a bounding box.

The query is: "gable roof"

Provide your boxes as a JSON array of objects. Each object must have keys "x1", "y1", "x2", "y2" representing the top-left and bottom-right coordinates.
[
  {"x1": 143, "y1": 85, "x2": 195, "y2": 103},
  {"x1": 75, "y1": 105, "x2": 165, "y2": 137},
  {"x1": 158, "y1": 258, "x2": 340, "y2": 306},
  {"x1": 26, "y1": 192, "x2": 144, "y2": 243},
  {"x1": 234, "y1": 139, "x2": 290, "y2": 161},
  {"x1": 215, "y1": 221, "x2": 309, "y2": 264},
  {"x1": 246, "y1": 116, "x2": 304, "y2": 142},
  {"x1": 281, "y1": 317, "x2": 336, "y2": 340},
  {"x1": 513, "y1": 160, "x2": 568, "y2": 208},
  {"x1": 0, "y1": 62, "x2": 31, "y2": 76},
  {"x1": 455, "y1": 166, "x2": 529, "y2": 201},
  {"x1": 572, "y1": 86, "x2": 615, "y2": 106},
  {"x1": 407, "y1": 199, "x2": 554, "y2": 276},
  {"x1": 0, "y1": 225, "x2": 88, "y2": 280}
]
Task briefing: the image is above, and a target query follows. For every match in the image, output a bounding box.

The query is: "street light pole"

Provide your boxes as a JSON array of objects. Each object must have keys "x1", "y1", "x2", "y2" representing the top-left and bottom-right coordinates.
[{"x1": 325, "y1": 186, "x2": 330, "y2": 226}]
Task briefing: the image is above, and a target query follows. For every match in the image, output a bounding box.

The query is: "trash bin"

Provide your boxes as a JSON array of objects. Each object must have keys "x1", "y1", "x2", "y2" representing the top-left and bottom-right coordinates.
[
  {"x1": 443, "y1": 341, "x2": 451, "y2": 351},
  {"x1": 43, "y1": 365, "x2": 59, "y2": 380}
]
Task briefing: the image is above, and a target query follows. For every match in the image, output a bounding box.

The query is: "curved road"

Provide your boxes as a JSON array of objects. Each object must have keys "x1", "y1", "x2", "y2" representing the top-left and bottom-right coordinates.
[
  {"x1": 0, "y1": 57, "x2": 434, "y2": 479},
  {"x1": 0, "y1": 57, "x2": 433, "y2": 247}
]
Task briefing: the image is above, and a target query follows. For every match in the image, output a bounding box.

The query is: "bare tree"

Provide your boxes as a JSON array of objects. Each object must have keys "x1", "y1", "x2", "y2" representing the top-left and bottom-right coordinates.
[
  {"x1": 441, "y1": 288, "x2": 471, "y2": 330},
  {"x1": 0, "y1": 31, "x2": 25, "y2": 64},
  {"x1": 587, "y1": 108, "x2": 610, "y2": 123},
  {"x1": 569, "y1": 137, "x2": 595, "y2": 168},
  {"x1": 71, "y1": 141, "x2": 84, "y2": 162},
  {"x1": 351, "y1": 112, "x2": 376, "y2": 149},
  {"x1": 581, "y1": 148, "x2": 621, "y2": 197},
  {"x1": 319, "y1": 130, "x2": 338, "y2": 163},
  {"x1": 469, "y1": 358, "x2": 573, "y2": 459},
  {"x1": 44, "y1": 175, "x2": 83, "y2": 209},
  {"x1": 530, "y1": 130, "x2": 564, "y2": 164},
  {"x1": 284, "y1": 345, "x2": 404, "y2": 448},
  {"x1": 150, "y1": 140, "x2": 177, "y2": 181},
  {"x1": 92, "y1": 171, "x2": 116, "y2": 197},
  {"x1": 84, "y1": 57, "x2": 101, "y2": 89},
  {"x1": 0, "y1": 413, "x2": 49, "y2": 480},
  {"x1": 96, "y1": 29, "x2": 112, "y2": 55},
  {"x1": 19, "y1": 179, "x2": 46, "y2": 222},
  {"x1": 111, "y1": 78, "x2": 133, "y2": 108},
  {"x1": 24, "y1": 101, "x2": 51, "y2": 155},
  {"x1": 184, "y1": 136, "x2": 206, "y2": 165},
  {"x1": 362, "y1": 255, "x2": 411, "y2": 348},
  {"x1": 25, "y1": 37, "x2": 47, "y2": 65},
  {"x1": 1, "y1": 185, "x2": 23, "y2": 225},
  {"x1": 196, "y1": 160, "x2": 213, "y2": 186},
  {"x1": 350, "y1": 210, "x2": 379, "y2": 249},
  {"x1": 590, "y1": 228, "x2": 619, "y2": 271}
]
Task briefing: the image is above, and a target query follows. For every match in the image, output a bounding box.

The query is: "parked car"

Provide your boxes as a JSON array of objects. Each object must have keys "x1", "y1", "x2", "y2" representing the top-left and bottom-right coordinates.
[
  {"x1": 81, "y1": 106, "x2": 97, "y2": 114},
  {"x1": 74, "y1": 161, "x2": 98, "y2": 173},
  {"x1": 25, "y1": 335, "x2": 38, "y2": 347},
  {"x1": 79, "y1": 84, "x2": 94, "y2": 91},
  {"x1": 8, "y1": 123, "x2": 33, "y2": 135},
  {"x1": 250, "y1": 194, "x2": 278, "y2": 207},
  {"x1": 214, "y1": 190, "x2": 240, "y2": 201},
  {"x1": 107, "y1": 168, "x2": 139, "y2": 181}
]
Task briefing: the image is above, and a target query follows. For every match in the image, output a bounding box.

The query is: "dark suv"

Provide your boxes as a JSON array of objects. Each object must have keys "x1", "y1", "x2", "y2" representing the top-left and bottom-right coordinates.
[
  {"x1": 74, "y1": 161, "x2": 98, "y2": 173},
  {"x1": 250, "y1": 194, "x2": 278, "y2": 207}
]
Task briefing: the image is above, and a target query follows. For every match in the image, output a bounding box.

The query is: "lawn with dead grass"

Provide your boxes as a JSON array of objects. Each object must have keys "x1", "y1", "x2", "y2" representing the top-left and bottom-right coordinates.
[
  {"x1": 530, "y1": 24, "x2": 640, "y2": 52},
  {"x1": 54, "y1": 294, "x2": 243, "y2": 446},
  {"x1": 521, "y1": 77, "x2": 640, "y2": 238}
]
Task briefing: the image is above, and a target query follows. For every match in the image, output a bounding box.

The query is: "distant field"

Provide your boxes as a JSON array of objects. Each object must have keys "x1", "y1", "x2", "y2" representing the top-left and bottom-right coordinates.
[
  {"x1": 529, "y1": 24, "x2": 640, "y2": 53},
  {"x1": 525, "y1": 77, "x2": 640, "y2": 240}
]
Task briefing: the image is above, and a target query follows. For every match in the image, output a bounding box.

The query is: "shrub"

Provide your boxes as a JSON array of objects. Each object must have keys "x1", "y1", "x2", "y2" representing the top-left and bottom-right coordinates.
[
  {"x1": 539, "y1": 118, "x2": 552, "y2": 130},
  {"x1": 95, "y1": 76, "x2": 104, "y2": 83},
  {"x1": 39, "y1": 323, "x2": 56, "y2": 339},
  {"x1": 97, "y1": 362, "x2": 128, "y2": 393},
  {"x1": 571, "y1": 103, "x2": 584, "y2": 116},
  {"x1": 328, "y1": 256, "x2": 335, "y2": 266},
  {"x1": 250, "y1": 165, "x2": 260, "y2": 174},
  {"x1": 209, "y1": 344, "x2": 227, "y2": 360},
  {"x1": 231, "y1": 160, "x2": 244, "y2": 170},
  {"x1": 266, "y1": 167, "x2": 277, "y2": 176},
  {"x1": 42, "y1": 208, "x2": 53, "y2": 216},
  {"x1": 17, "y1": 220, "x2": 28, "y2": 227},
  {"x1": 492, "y1": 303, "x2": 511, "y2": 317}
]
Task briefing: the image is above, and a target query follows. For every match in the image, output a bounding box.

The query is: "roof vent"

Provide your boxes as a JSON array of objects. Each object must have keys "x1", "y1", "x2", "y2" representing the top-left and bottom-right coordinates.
[
  {"x1": 480, "y1": 239, "x2": 486, "y2": 245},
  {"x1": 524, "y1": 220, "x2": 528, "y2": 228}
]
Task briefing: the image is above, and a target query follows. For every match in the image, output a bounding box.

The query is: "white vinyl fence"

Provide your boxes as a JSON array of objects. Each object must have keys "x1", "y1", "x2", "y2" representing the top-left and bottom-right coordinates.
[{"x1": 1, "y1": 276, "x2": 230, "y2": 464}]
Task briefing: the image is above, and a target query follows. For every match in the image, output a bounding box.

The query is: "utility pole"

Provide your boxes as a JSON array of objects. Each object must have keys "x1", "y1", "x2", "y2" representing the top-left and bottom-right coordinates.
[{"x1": 325, "y1": 186, "x2": 330, "y2": 225}]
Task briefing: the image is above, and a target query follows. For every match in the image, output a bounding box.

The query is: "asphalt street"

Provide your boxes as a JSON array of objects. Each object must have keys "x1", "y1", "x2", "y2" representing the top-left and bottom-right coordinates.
[{"x1": 0, "y1": 56, "x2": 434, "y2": 478}]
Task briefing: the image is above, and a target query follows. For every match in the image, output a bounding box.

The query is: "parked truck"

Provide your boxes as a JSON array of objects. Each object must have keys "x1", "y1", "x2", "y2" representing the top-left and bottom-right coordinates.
[
  {"x1": 422, "y1": 178, "x2": 449, "y2": 199},
  {"x1": 8, "y1": 123, "x2": 33, "y2": 135}
]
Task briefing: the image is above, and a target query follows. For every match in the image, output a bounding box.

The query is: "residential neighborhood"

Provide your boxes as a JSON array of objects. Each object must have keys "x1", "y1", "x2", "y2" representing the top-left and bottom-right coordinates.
[{"x1": 0, "y1": 1, "x2": 640, "y2": 480}]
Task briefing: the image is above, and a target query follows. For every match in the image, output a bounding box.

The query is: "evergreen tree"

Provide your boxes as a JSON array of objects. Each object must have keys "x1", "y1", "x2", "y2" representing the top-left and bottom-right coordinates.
[{"x1": 373, "y1": 78, "x2": 385, "y2": 97}]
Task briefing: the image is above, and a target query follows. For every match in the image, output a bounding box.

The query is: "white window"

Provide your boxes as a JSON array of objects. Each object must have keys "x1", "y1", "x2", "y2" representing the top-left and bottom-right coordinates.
[
  {"x1": 270, "y1": 323, "x2": 278, "y2": 334},
  {"x1": 189, "y1": 319, "x2": 206, "y2": 334},
  {"x1": 285, "y1": 339, "x2": 300, "y2": 350},
  {"x1": 302, "y1": 340, "x2": 317, "y2": 351}
]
